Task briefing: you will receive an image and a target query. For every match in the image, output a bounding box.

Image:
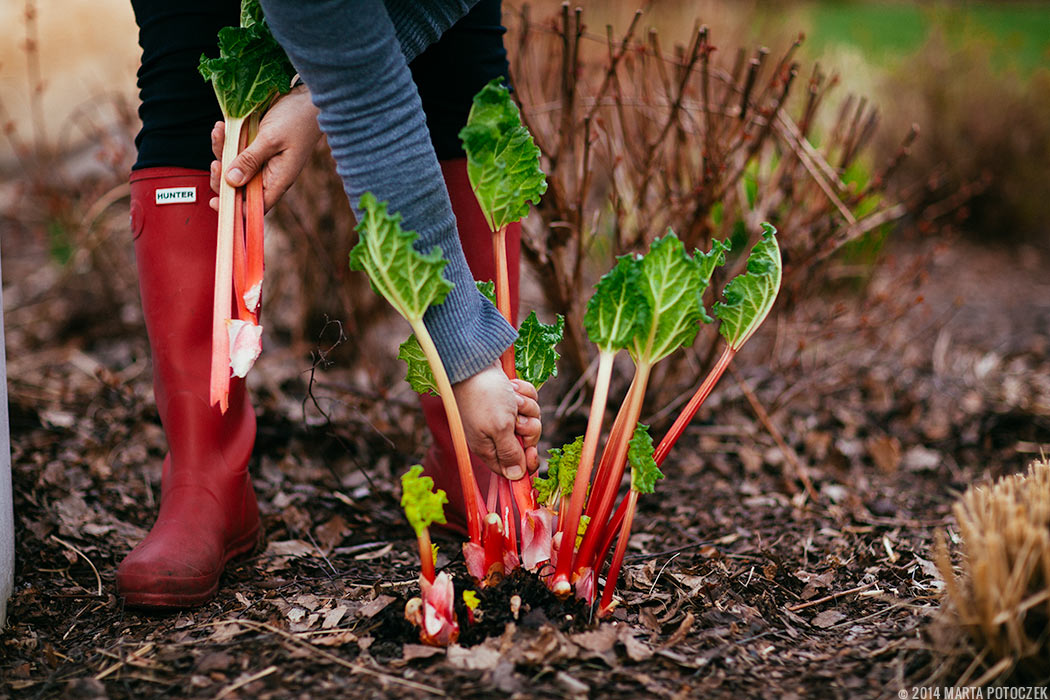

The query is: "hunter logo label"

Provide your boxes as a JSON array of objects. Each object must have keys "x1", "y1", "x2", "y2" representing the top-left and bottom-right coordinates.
[{"x1": 155, "y1": 187, "x2": 196, "y2": 205}]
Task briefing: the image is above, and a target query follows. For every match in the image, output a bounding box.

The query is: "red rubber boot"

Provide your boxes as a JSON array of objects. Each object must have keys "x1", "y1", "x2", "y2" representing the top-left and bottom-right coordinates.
[
  {"x1": 421, "y1": 158, "x2": 521, "y2": 535},
  {"x1": 118, "y1": 167, "x2": 261, "y2": 608}
]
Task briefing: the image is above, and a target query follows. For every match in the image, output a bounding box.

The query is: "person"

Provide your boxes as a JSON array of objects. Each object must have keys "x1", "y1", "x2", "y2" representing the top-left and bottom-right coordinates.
[{"x1": 120, "y1": 0, "x2": 540, "y2": 608}]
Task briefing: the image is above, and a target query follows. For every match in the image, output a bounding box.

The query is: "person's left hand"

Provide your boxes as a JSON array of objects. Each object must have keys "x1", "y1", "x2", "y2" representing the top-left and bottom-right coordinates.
[
  {"x1": 209, "y1": 83, "x2": 321, "y2": 212},
  {"x1": 511, "y1": 378, "x2": 541, "y2": 473},
  {"x1": 453, "y1": 363, "x2": 542, "y2": 481}
]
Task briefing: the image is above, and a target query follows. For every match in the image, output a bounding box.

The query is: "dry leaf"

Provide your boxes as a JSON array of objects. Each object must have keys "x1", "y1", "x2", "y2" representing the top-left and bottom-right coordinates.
[
  {"x1": 314, "y1": 515, "x2": 350, "y2": 553},
  {"x1": 571, "y1": 625, "x2": 617, "y2": 653},
  {"x1": 867, "y1": 435, "x2": 901, "y2": 473},
  {"x1": 448, "y1": 643, "x2": 501, "y2": 670},
  {"x1": 617, "y1": 626, "x2": 653, "y2": 661},
  {"x1": 358, "y1": 595, "x2": 395, "y2": 619},
  {"x1": 400, "y1": 644, "x2": 444, "y2": 663},
  {"x1": 322, "y1": 605, "x2": 348, "y2": 629},
  {"x1": 811, "y1": 609, "x2": 846, "y2": 628}
]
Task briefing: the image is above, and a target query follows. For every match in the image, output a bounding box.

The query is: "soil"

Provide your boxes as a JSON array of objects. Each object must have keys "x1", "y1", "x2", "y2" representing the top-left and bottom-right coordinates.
[{"x1": 2, "y1": 228, "x2": 1049, "y2": 699}]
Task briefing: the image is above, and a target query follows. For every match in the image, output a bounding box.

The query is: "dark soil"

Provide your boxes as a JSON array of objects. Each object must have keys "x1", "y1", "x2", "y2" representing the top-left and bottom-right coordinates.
[{"x1": 2, "y1": 229, "x2": 1049, "y2": 699}]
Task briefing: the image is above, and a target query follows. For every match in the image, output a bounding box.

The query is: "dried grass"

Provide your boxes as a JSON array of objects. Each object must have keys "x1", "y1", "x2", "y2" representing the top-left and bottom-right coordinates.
[{"x1": 931, "y1": 458, "x2": 1050, "y2": 686}]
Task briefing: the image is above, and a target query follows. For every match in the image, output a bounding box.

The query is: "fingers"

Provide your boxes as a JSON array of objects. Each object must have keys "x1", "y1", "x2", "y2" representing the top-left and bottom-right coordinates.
[
  {"x1": 516, "y1": 415, "x2": 541, "y2": 449},
  {"x1": 225, "y1": 136, "x2": 279, "y2": 189},
  {"x1": 510, "y1": 379, "x2": 538, "y2": 402},
  {"x1": 524, "y1": 445, "x2": 539, "y2": 474},
  {"x1": 491, "y1": 430, "x2": 528, "y2": 481},
  {"x1": 211, "y1": 121, "x2": 225, "y2": 161}
]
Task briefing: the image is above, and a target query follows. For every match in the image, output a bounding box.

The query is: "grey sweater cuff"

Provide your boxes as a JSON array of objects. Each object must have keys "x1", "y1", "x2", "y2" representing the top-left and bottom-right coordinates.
[{"x1": 260, "y1": 0, "x2": 515, "y2": 383}]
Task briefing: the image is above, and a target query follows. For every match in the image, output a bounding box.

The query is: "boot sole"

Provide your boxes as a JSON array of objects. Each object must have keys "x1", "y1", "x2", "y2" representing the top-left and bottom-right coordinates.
[{"x1": 120, "y1": 524, "x2": 265, "y2": 610}]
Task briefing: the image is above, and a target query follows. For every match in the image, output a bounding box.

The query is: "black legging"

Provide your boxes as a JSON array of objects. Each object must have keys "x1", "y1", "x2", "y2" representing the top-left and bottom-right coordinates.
[{"x1": 130, "y1": 0, "x2": 511, "y2": 171}]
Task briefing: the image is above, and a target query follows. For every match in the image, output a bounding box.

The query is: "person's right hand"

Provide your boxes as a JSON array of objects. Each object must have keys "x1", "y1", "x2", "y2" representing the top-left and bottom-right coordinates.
[{"x1": 209, "y1": 83, "x2": 322, "y2": 212}]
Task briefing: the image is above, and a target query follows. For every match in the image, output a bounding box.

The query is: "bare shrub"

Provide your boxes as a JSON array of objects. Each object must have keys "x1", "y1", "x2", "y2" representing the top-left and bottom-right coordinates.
[
  {"x1": 931, "y1": 458, "x2": 1050, "y2": 686},
  {"x1": 508, "y1": 3, "x2": 918, "y2": 401}
]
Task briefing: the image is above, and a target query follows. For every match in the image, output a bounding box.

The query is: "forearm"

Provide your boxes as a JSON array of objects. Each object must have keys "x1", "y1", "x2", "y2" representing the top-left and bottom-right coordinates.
[{"x1": 259, "y1": 0, "x2": 514, "y2": 382}]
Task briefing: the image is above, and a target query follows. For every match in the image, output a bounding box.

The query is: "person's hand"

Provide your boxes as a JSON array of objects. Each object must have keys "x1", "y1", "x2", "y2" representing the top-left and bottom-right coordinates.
[
  {"x1": 209, "y1": 84, "x2": 321, "y2": 212},
  {"x1": 510, "y1": 378, "x2": 541, "y2": 473},
  {"x1": 453, "y1": 363, "x2": 542, "y2": 481}
]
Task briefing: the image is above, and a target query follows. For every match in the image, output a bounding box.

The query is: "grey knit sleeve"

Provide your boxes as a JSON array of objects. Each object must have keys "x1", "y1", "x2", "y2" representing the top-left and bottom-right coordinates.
[{"x1": 259, "y1": 0, "x2": 516, "y2": 383}]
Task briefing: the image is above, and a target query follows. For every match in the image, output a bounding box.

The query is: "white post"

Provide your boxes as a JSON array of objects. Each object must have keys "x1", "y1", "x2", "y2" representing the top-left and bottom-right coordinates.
[{"x1": 0, "y1": 242, "x2": 13, "y2": 628}]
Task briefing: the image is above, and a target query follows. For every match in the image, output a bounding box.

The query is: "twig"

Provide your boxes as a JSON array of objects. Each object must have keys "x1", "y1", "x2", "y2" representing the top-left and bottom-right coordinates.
[
  {"x1": 95, "y1": 643, "x2": 155, "y2": 680},
  {"x1": 50, "y1": 535, "x2": 103, "y2": 597},
  {"x1": 213, "y1": 666, "x2": 278, "y2": 700},
  {"x1": 731, "y1": 368, "x2": 819, "y2": 502},
  {"x1": 648, "y1": 552, "x2": 681, "y2": 597},
  {"x1": 228, "y1": 619, "x2": 444, "y2": 696},
  {"x1": 785, "y1": 582, "x2": 876, "y2": 612}
]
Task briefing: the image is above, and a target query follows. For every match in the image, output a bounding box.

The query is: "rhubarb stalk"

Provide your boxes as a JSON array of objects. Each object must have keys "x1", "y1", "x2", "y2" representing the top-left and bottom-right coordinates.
[
  {"x1": 350, "y1": 193, "x2": 486, "y2": 543},
  {"x1": 551, "y1": 254, "x2": 650, "y2": 596},
  {"x1": 199, "y1": 1, "x2": 295, "y2": 410}
]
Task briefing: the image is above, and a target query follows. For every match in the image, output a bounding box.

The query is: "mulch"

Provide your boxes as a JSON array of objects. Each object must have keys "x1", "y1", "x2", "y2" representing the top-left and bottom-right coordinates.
[{"x1": 2, "y1": 232, "x2": 1049, "y2": 699}]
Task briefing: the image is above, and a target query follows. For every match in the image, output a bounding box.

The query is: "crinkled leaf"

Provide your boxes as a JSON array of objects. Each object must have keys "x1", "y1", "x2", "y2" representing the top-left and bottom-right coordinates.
[
  {"x1": 349, "y1": 193, "x2": 454, "y2": 323},
  {"x1": 714, "y1": 223, "x2": 782, "y2": 351},
  {"x1": 459, "y1": 78, "x2": 547, "y2": 232},
  {"x1": 515, "y1": 311, "x2": 563, "y2": 389},
  {"x1": 240, "y1": 0, "x2": 265, "y2": 27},
  {"x1": 198, "y1": 20, "x2": 294, "y2": 119},
  {"x1": 401, "y1": 465, "x2": 448, "y2": 537},
  {"x1": 533, "y1": 466, "x2": 558, "y2": 507},
  {"x1": 476, "y1": 280, "x2": 496, "y2": 304},
  {"x1": 551, "y1": 435, "x2": 585, "y2": 498},
  {"x1": 695, "y1": 238, "x2": 732, "y2": 290},
  {"x1": 628, "y1": 424, "x2": 663, "y2": 494},
  {"x1": 576, "y1": 514, "x2": 590, "y2": 549},
  {"x1": 584, "y1": 254, "x2": 650, "y2": 353},
  {"x1": 631, "y1": 231, "x2": 711, "y2": 364},
  {"x1": 398, "y1": 335, "x2": 437, "y2": 396},
  {"x1": 535, "y1": 435, "x2": 584, "y2": 506}
]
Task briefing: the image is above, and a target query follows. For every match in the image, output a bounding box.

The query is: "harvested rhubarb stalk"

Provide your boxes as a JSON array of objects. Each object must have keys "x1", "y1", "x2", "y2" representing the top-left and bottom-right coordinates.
[{"x1": 198, "y1": 0, "x2": 294, "y2": 411}]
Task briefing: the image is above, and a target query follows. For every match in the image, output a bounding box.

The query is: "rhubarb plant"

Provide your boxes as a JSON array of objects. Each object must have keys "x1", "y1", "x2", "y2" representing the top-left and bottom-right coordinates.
[
  {"x1": 565, "y1": 231, "x2": 722, "y2": 595},
  {"x1": 400, "y1": 465, "x2": 460, "y2": 646},
  {"x1": 459, "y1": 77, "x2": 557, "y2": 570},
  {"x1": 598, "y1": 424, "x2": 663, "y2": 616},
  {"x1": 199, "y1": 0, "x2": 295, "y2": 411},
  {"x1": 547, "y1": 225, "x2": 781, "y2": 607}
]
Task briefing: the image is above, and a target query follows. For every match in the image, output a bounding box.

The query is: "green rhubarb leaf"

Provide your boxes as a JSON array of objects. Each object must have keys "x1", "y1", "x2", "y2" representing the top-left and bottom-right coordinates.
[
  {"x1": 584, "y1": 254, "x2": 650, "y2": 353},
  {"x1": 631, "y1": 231, "x2": 711, "y2": 365},
  {"x1": 400, "y1": 465, "x2": 448, "y2": 537},
  {"x1": 349, "y1": 193, "x2": 454, "y2": 323},
  {"x1": 240, "y1": 0, "x2": 265, "y2": 27},
  {"x1": 515, "y1": 311, "x2": 564, "y2": 389},
  {"x1": 695, "y1": 238, "x2": 732, "y2": 288},
  {"x1": 459, "y1": 78, "x2": 547, "y2": 232},
  {"x1": 551, "y1": 435, "x2": 584, "y2": 498},
  {"x1": 476, "y1": 280, "x2": 497, "y2": 304},
  {"x1": 198, "y1": 18, "x2": 294, "y2": 120},
  {"x1": 576, "y1": 514, "x2": 590, "y2": 548},
  {"x1": 714, "y1": 223, "x2": 782, "y2": 351},
  {"x1": 627, "y1": 423, "x2": 663, "y2": 494},
  {"x1": 397, "y1": 335, "x2": 437, "y2": 396},
  {"x1": 536, "y1": 435, "x2": 584, "y2": 506}
]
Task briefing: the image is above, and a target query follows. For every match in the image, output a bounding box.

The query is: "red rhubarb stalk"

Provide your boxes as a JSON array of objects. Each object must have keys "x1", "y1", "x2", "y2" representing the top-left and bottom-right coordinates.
[
  {"x1": 550, "y1": 350, "x2": 615, "y2": 596},
  {"x1": 208, "y1": 114, "x2": 246, "y2": 412},
  {"x1": 653, "y1": 345, "x2": 736, "y2": 465},
  {"x1": 598, "y1": 490, "x2": 637, "y2": 616},
  {"x1": 242, "y1": 112, "x2": 264, "y2": 322}
]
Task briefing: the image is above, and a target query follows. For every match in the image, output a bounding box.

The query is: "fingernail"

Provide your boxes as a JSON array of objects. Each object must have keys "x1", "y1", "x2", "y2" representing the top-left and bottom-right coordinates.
[
  {"x1": 505, "y1": 465, "x2": 525, "y2": 480},
  {"x1": 517, "y1": 415, "x2": 528, "y2": 425},
  {"x1": 516, "y1": 394, "x2": 525, "y2": 406},
  {"x1": 227, "y1": 167, "x2": 244, "y2": 185}
]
